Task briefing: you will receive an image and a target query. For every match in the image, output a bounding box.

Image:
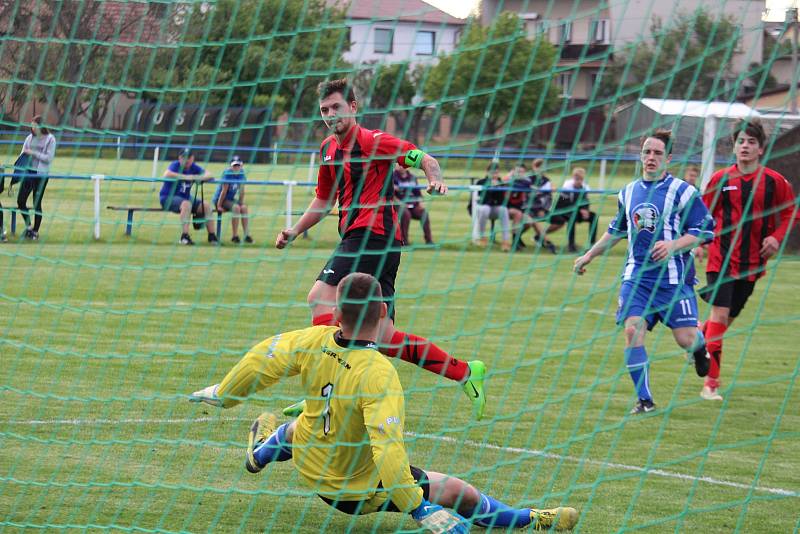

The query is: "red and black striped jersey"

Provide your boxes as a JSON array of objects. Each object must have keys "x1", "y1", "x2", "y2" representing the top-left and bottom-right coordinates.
[
  {"x1": 703, "y1": 165, "x2": 797, "y2": 281},
  {"x1": 316, "y1": 125, "x2": 417, "y2": 241}
]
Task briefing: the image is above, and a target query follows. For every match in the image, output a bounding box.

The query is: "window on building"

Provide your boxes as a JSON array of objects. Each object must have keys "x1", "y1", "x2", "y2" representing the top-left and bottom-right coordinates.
[
  {"x1": 589, "y1": 73, "x2": 602, "y2": 95},
  {"x1": 374, "y1": 28, "x2": 394, "y2": 54},
  {"x1": 535, "y1": 19, "x2": 548, "y2": 36},
  {"x1": 556, "y1": 72, "x2": 572, "y2": 97},
  {"x1": 591, "y1": 19, "x2": 609, "y2": 43},
  {"x1": 560, "y1": 21, "x2": 572, "y2": 43},
  {"x1": 343, "y1": 27, "x2": 351, "y2": 52},
  {"x1": 414, "y1": 30, "x2": 435, "y2": 55}
]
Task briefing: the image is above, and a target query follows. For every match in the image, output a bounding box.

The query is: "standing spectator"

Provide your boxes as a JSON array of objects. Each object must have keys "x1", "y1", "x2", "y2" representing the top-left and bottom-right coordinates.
[
  {"x1": 214, "y1": 155, "x2": 253, "y2": 244},
  {"x1": 17, "y1": 116, "x2": 56, "y2": 240},
  {"x1": 697, "y1": 118, "x2": 796, "y2": 401},
  {"x1": 473, "y1": 164, "x2": 511, "y2": 251},
  {"x1": 392, "y1": 164, "x2": 433, "y2": 245},
  {"x1": 547, "y1": 167, "x2": 597, "y2": 253},
  {"x1": 683, "y1": 164, "x2": 700, "y2": 187},
  {"x1": 160, "y1": 148, "x2": 217, "y2": 245}
]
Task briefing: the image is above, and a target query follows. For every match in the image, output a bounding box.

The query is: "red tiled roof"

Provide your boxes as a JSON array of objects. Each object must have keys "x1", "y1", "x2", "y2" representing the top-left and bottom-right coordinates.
[
  {"x1": 328, "y1": 0, "x2": 467, "y2": 26},
  {"x1": 98, "y1": 2, "x2": 165, "y2": 44}
]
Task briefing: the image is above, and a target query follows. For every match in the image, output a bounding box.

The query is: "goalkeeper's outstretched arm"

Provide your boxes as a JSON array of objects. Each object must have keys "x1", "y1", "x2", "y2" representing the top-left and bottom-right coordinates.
[{"x1": 189, "y1": 334, "x2": 300, "y2": 408}]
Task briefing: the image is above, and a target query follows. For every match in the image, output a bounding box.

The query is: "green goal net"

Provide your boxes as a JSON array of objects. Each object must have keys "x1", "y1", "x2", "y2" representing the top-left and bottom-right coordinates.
[{"x1": 1, "y1": 0, "x2": 799, "y2": 532}]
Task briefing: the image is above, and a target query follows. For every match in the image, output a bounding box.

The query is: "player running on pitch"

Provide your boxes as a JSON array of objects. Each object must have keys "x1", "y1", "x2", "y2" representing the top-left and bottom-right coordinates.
[
  {"x1": 697, "y1": 118, "x2": 797, "y2": 401},
  {"x1": 574, "y1": 130, "x2": 714, "y2": 414},
  {"x1": 275, "y1": 79, "x2": 486, "y2": 419},
  {"x1": 190, "y1": 273, "x2": 578, "y2": 532}
]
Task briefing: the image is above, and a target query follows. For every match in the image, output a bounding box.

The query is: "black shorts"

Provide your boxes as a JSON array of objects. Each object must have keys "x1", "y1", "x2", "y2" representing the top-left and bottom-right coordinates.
[
  {"x1": 317, "y1": 230, "x2": 401, "y2": 320},
  {"x1": 699, "y1": 272, "x2": 757, "y2": 319},
  {"x1": 318, "y1": 465, "x2": 430, "y2": 515},
  {"x1": 550, "y1": 208, "x2": 593, "y2": 226}
]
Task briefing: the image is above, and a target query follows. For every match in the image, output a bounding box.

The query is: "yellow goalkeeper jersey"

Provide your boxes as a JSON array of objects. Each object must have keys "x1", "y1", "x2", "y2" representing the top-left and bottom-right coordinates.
[{"x1": 217, "y1": 325, "x2": 423, "y2": 512}]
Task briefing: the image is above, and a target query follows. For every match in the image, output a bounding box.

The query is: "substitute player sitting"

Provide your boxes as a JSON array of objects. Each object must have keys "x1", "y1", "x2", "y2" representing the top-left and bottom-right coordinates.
[
  {"x1": 574, "y1": 130, "x2": 714, "y2": 414},
  {"x1": 160, "y1": 148, "x2": 218, "y2": 245},
  {"x1": 190, "y1": 273, "x2": 578, "y2": 532},
  {"x1": 275, "y1": 79, "x2": 486, "y2": 420},
  {"x1": 697, "y1": 118, "x2": 797, "y2": 401},
  {"x1": 213, "y1": 155, "x2": 253, "y2": 244}
]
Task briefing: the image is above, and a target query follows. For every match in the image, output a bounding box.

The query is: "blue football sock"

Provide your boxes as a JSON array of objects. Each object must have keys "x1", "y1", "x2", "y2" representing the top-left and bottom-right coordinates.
[
  {"x1": 253, "y1": 422, "x2": 292, "y2": 465},
  {"x1": 688, "y1": 329, "x2": 705, "y2": 352},
  {"x1": 469, "y1": 493, "x2": 531, "y2": 528},
  {"x1": 625, "y1": 346, "x2": 652, "y2": 401}
]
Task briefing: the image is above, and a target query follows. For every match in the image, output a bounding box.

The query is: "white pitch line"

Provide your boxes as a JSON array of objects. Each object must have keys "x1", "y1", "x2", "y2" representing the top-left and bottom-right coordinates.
[
  {"x1": 7, "y1": 416, "x2": 797, "y2": 498},
  {"x1": 407, "y1": 432, "x2": 799, "y2": 498},
  {"x1": 9, "y1": 416, "x2": 250, "y2": 425}
]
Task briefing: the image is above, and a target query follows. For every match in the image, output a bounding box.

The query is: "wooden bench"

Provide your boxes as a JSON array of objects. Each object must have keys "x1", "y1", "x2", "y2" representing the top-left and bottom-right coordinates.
[{"x1": 107, "y1": 206, "x2": 225, "y2": 237}]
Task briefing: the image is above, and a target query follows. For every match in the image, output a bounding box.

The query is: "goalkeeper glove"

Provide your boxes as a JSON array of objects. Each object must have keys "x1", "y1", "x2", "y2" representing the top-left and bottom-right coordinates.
[
  {"x1": 189, "y1": 384, "x2": 223, "y2": 407},
  {"x1": 410, "y1": 500, "x2": 469, "y2": 534}
]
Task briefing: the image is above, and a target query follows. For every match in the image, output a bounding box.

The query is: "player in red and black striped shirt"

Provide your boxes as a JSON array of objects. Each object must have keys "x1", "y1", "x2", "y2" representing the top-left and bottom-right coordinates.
[
  {"x1": 275, "y1": 79, "x2": 487, "y2": 419},
  {"x1": 698, "y1": 118, "x2": 797, "y2": 401}
]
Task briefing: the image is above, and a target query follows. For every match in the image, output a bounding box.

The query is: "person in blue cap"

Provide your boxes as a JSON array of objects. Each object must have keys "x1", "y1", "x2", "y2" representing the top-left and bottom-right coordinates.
[{"x1": 213, "y1": 155, "x2": 253, "y2": 243}]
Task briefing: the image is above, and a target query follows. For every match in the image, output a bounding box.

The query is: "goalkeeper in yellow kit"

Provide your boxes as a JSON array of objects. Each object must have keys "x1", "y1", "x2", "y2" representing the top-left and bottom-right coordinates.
[{"x1": 190, "y1": 273, "x2": 577, "y2": 532}]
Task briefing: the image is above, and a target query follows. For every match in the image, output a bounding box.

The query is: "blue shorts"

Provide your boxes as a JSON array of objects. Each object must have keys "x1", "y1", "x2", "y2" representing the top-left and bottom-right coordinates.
[
  {"x1": 161, "y1": 196, "x2": 202, "y2": 215},
  {"x1": 616, "y1": 280, "x2": 698, "y2": 331}
]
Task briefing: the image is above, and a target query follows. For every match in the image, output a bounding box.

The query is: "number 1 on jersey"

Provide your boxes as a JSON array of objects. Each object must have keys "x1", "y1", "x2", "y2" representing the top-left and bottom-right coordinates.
[{"x1": 321, "y1": 383, "x2": 333, "y2": 435}]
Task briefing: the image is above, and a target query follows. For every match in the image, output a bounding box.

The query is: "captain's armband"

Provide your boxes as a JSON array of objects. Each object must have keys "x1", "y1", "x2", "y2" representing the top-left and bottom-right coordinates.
[{"x1": 404, "y1": 149, "x2": 425, "y2": 169}]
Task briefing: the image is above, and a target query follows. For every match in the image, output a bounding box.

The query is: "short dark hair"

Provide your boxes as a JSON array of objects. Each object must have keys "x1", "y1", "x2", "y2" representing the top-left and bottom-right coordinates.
[
  {"x1": 337, "y1": 273, "x2": 382, "y2": 331},
  {"x1": 32, "y1": 115, "x2": 50, "y2": 136},
  {"x1": 732, "y1": 117, "x2": 766, "y2": 147},
  {"x1": 640, "y1": 129, "x2": 673, "y2": 155},
  {"x1": 318, "y1": 78, "x2": 356, "y2": 103}
]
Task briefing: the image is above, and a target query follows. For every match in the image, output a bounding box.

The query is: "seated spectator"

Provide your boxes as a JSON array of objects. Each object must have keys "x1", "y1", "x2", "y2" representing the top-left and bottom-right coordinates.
[
  {"x1": 684, "y1": 164, "x2": 700, "y2": 187},
  {"x1": 506, "y1": 159, "x2": 557, "y2": 253},
  {"x1": 527, "y1": 159, "x2": 557, "y2": 253},
  {"x1": 546, "y1": 167, "x2": 597, "y2": 253},
  {"x1": 472, "y1": 163, "x2": 511, "y2": 251},
  {"x1": 160, "y1": 148, "x2": 217, "y2": 245},
  {"x1": 214, "y1": 155, "x2": 253, "y2": 244},
  {"x1": 504, "y1": 164, "x2": 533, "y2": 250},
  {"x1": 392, "y1": 164, "x2": 433, "y2": 245}
]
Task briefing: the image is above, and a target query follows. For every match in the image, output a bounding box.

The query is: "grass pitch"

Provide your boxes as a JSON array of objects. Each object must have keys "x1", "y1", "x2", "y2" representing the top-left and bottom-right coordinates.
[{"x1": 1, "y1": 158, "x2": 798, "y2": 533}]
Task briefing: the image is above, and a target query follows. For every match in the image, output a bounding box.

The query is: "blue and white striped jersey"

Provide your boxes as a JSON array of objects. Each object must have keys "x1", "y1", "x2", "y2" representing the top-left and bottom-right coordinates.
[{"x1": 608, "y1": 173, "x2": 714, "y2": 287}]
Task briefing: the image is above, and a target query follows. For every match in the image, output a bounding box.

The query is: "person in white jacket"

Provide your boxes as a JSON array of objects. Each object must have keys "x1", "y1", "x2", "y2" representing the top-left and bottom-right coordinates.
[{"x1": 17, "y1": 115, "x2": 57, "y2": 240}]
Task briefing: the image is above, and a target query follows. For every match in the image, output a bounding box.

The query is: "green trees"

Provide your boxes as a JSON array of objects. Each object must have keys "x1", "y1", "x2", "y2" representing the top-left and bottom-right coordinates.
[{"x1": 423, "y1": 12, "x2": 559, "y2": 141}]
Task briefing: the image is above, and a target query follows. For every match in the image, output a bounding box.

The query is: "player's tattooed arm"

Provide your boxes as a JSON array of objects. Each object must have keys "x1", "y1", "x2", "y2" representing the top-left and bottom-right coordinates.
[{"x1": 420, "y1": 153, "x2": 447, "y2": 195}]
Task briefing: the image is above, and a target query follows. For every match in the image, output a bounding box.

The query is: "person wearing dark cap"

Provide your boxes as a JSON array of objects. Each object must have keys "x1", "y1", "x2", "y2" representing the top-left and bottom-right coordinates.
[
  {"x1": 160, "y1": 148, "x2": 217, "y2": 245},
  {"x1": 214, "y1": 156, "x2": 253, "y2": 244}
]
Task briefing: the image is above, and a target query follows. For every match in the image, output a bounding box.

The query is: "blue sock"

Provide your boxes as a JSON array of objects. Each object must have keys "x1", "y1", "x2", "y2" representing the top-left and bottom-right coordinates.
[
  {"x1": 253, "y1": 422, "x2": 293, "y2": 466},
  {"x1": 689, "y1": 329, "x2": 705, "y2": 352},
  {"x1": 469, "y1": 493, "x2": 531, "y2": 528},
  {"x1": 625, "y1": 346, "x2": 652, "y2": 401}
]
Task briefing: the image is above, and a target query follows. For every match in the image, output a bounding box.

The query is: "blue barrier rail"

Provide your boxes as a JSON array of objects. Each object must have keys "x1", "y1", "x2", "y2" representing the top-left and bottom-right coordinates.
[{"x1": 0, "y1": 172, "x2": 619, "y2": 240}]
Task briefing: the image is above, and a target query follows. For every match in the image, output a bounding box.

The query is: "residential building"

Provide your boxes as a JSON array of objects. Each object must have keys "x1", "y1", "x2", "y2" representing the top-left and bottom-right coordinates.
[
  {"x1": 480, "y1": 0, "x2": 612, "y2": 146},
  {"x1": 330, "y1": 0, "x2": 467, "y2": 65},
  {"x1": 609, "y1": 0, "x2": 765, "y2": 79}
]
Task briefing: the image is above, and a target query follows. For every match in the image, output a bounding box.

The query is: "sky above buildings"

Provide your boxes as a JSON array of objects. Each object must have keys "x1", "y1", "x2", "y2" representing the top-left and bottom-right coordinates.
[{"x1": 423, "y1": 0, "x2": 480, "y2": 18}]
